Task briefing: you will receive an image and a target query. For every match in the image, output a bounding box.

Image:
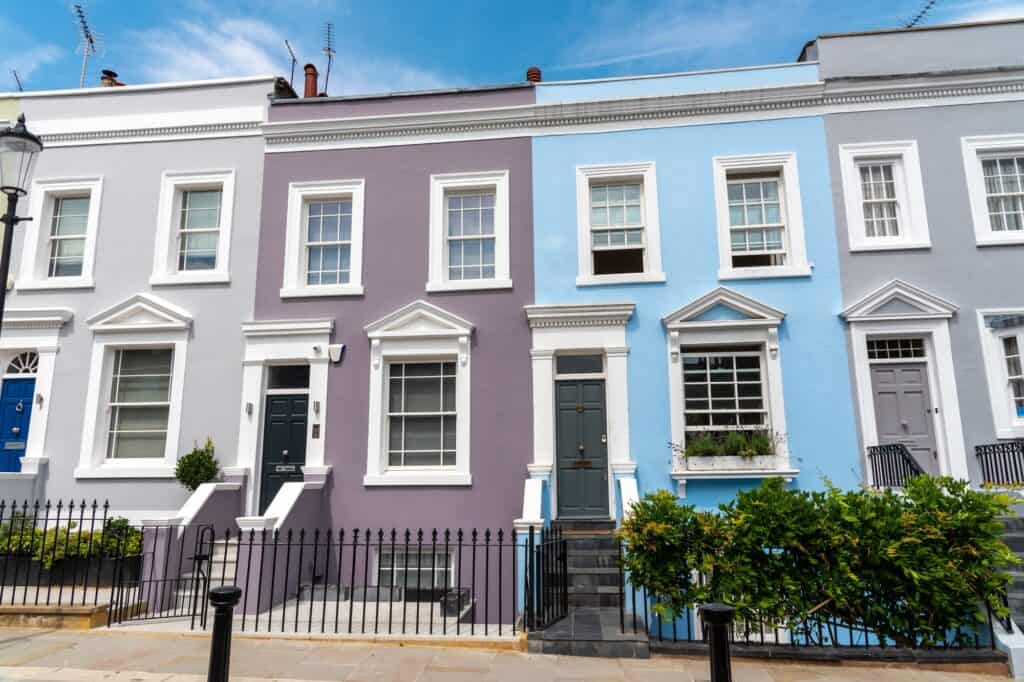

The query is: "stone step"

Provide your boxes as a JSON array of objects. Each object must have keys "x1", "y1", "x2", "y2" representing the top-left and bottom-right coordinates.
[
  {"x1": 526, "y1": 607, "x2": 649, "y2": 658},
  {"x1": 553, "y1": 520, "x2": 617, "y2": 533},
  {"x1": 568, "y1": 592, "x2": 621, "y2": 608},
  {"x1": 563, "y1": 537, "x2": 619, "y2": 551},
  {"x1": 569, "y1": 571, "x2": 621, "y2": 589},
  {"x1": 567, "y1": 551, "x2": 619, "y2": 570}
]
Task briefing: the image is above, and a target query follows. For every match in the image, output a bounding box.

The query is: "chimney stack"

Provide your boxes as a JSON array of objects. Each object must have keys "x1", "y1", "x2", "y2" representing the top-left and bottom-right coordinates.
[
  {"x1": 303, "y1": 64, "x2": 319, "y2": 98},
  {"x1": 100, "y1": 69, "x2": 124, "y2": 87},
  {"x1": 526, "y1": 66, "x2": 542, "y2": 83}
]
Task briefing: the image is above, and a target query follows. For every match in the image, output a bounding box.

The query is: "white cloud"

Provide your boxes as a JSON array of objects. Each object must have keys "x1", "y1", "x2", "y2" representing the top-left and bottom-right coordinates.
[
  {"x1": 129, "y1": 11, "x2": 452, "y2": 95},
  {"x1": 1, "y1": 44, "x2": 65, "y2": 85},
  {"x1": 939, "y1": 0, "x2": 1024, "y2": 22},
  {"x1": 559, "y1": 0, "x2": 807, "y2": 71}
]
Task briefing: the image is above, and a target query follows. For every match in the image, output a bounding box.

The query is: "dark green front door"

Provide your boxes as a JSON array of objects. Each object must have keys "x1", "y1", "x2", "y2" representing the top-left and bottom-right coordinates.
[
  {"x1": 556, "y1": 380, "x2": 609, "y2": 518},
  {"x1": 259, "y1": 394, "x2": 308, "y2": 514}
]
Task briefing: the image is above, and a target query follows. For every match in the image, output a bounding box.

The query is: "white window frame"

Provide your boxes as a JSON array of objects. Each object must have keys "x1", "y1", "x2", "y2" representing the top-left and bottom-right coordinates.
[
  {"x1": 679, "y1": 347, "x2": 771, "y2": 439},
  {"x1": 16, "y1": 176, "x2": 103, "y2": 291},
  {"x1": 76, "y1": 294, "x2": 192, "y2": 479},
  {"x1": 838, "y1": 141, "x2": 931, "y2": 252},
  {"x1": 711, "y1": 153, "x2": 811, "y2": 281},
  {"x1": 364, "y1": 301, "x2": 473, "y2": 486},
  {"x1": 962, "y1": 134, "x2": 1024, "y2": 246},
  {"x1": 281, "y1": 179, "x2": 366, "y2": 298},
  {"x1": 151, "y1": 170, "x2": 236, "y2": 286},
  {"x1": 575, "y1": 162, "x2": 665, "y2": 286},
  {"x1": 427, "y1": 170, "x2": 512, "y2": 292},
  {"x1": 978, "y1": 308, "x2": 1024, "y2": 439}
]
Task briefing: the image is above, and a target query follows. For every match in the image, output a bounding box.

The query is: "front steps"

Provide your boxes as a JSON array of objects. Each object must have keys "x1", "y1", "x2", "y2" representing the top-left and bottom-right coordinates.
[
  {"x1": 1000, "y1": 516, "x2": 1024, "y2": 628},
  {"x1": 528, "y1": 519, "x2": 649, "y2": 658}
]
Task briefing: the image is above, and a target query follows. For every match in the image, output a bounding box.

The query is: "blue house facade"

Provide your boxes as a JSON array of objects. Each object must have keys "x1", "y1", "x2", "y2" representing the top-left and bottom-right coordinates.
[{"x1": 521, "y1": 64, "x2": 862, "y2": 520}]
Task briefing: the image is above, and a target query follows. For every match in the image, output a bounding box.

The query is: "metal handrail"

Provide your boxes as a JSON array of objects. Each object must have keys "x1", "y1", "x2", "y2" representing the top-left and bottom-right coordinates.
[
  {"x1": 867, "y1": 443, "x2": 924, "y2": 489},
  {"x1": 976, "y1": 441, "x2": 1024, "y2": 487}
]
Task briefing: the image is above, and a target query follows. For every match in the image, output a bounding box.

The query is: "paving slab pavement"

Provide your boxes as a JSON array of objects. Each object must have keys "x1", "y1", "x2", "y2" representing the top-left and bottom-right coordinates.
[{"x1": 0, "y1": 628, "x2": 1009, "y2": 681}]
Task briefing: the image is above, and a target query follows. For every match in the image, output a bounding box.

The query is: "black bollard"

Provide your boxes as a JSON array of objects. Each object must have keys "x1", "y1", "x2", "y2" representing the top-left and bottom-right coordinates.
[
  {"x1": 207, "y1": 585, "x2": 242, "y2": 682},
  {"x1": 699, "y1": 603, "x2": 735, "y2": 682}
]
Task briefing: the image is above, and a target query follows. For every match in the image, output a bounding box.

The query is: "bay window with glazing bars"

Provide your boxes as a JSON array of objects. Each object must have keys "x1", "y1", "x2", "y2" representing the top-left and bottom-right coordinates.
[
  {"x1": 681, "y1": 346, "x2": 768, "y2": 443},
  {"x1": 386, "y1": 361, "x2": 457, "y2": 468}
]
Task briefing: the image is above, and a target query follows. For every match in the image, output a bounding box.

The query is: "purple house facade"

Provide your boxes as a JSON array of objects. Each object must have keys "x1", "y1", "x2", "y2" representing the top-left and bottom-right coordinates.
[{"x1": 237, "y1": 70, "x2": 537, "y2": 534}]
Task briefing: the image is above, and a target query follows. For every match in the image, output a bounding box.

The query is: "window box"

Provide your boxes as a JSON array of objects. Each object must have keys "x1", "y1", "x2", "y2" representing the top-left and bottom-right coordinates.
[
  {"x1": 962, "y1": 135, "x2": 1024, "y2": 247},
  {"x1": 575, "y1": 162, "x2": 665, "y2": 286},
  {"x1": 677, "y1": 454, "x2": 781, "y2": 472},
  {"x1": 711, "y1": 153, "x2": 811, "y2": 280}
]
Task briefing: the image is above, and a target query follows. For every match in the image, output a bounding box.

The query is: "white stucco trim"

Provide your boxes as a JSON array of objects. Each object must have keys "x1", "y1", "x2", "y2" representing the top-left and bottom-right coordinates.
[
  {"x1": 237, "y1": 318, "x2": 334, "y2": 515},
  {"x1": 838, "y1": 140, "x2": 932, "y2": 252},
  {"x1": 16, "y1": 176, "x2": 103, "y2": 291},
  {"x1": 574, "y1": 162, "x2": 665, "y2": 287},
  {"x1": 711, "y1": 152, "x2": 811, "y2": 281},
  {"x1": 840, "y1": 279, "x2": 958, "y2": 322},
  {"x1": 524, "y1": 302, "x2": 635, "y2": 521},
  {"x1": 662, "y1": 288, "x2": 792, "y2": 497},
  {"x1": 363, "y1": 301, "x2": 473, "y2": 487},
  {"x1": 961, "y1": 134, "x2": 1024, "y2": 247},
  {"x1": 150, "y1": 169, "x2": 236, "y2": 286},
  {"x1": 280, "y1": 179, "x2": 366, "y2": 298},
  {"x1": 847, "y1": 319, "x2": 967, "y2": 484},
  {"x1": 427, "y1": 170, "x2": 512, "y2": 292},
  {"x1": 0, "y1": 308, "x2": 72, "y2": 477},
  {"x1": 977, "y1": 308, "x2": 1024, "y2": 439}
]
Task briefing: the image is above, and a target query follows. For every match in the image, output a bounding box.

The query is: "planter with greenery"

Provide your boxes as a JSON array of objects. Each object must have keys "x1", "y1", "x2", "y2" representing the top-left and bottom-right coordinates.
[
  {"x1": 673, "y1": 431, "x2": 781, "y2": 472},
  {"x1": 620, "y1": 476, "x2": 1017, "y2": 648},
  {"x1": 175, "y1": 437, "x2": 220, "y2": 492}
]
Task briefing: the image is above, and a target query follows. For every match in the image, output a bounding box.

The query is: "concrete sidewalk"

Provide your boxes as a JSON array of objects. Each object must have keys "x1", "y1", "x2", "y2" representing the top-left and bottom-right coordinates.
[{"x1": 0, "y1": 628, "x2": 1009, "y2": 681}]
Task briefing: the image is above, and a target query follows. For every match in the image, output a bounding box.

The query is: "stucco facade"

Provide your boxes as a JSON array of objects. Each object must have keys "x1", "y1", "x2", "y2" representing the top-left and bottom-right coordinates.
[
  {"x1": 247, "y1": 86, "x2": 536, "y2": 531},
  {"x1": 0, "y1": 78, "x2": 282, "y2": 517}
]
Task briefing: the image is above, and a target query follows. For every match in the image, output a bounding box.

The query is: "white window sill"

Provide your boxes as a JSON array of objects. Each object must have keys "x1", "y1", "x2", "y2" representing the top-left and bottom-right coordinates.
[
  {"x1": 849, "y1": 240, "x2": 932, "y2": 253},
  {"x1": 0, "y1": 472, "x2": 39, "y2": 481},
  {"x1": 670, "y1": 467, "x2": 799, "y2": 482},
  {"x1": 425, "y1": 278, "x2": 513, "y2": 293},
  {"x1": 363, "y1": 471, "x2": 472, "y2": 487},
  {"x1": 976, "y1": 236, "x2": 1024, "y2": 247},
  {"x1": 718, "y1": 264, "x2": 812, "y2": 281},
  {"x1": 74, "y1": 465, "x2": 177, "y2": 480},
  {"x1": 15, "y1": 278, "x2": 95, "y2": 291},
  {"x1": 150, "y1": 272, "x2": 231, "y2": 286},
  {"x1": 280, "y1": 284, "x2": 365, "y2": 299},
  {"x1": 576, "y1": 271, "x2": 666, "y2": 287},
  {"x1": 996, "y1": 425, "x2": 1024, "y2": 440}
]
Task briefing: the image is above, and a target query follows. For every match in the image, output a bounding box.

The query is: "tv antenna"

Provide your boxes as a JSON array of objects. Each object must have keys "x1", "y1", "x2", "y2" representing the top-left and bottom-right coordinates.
[
  {"x1": 322, "y1": 22, "x2": 336, "y2": 95},
  {"x1": 905, "y1": 0, "x2": 939, "y2": 28},
  {"x1": 11, "y1": 70, "x2": 23, "y2": 92},
  {"x1": 284, "y1": 40, "x2": 297, "y2": 88},
  {"x1": 73, "y1": 3, "x2": 103, "y2": 88}
]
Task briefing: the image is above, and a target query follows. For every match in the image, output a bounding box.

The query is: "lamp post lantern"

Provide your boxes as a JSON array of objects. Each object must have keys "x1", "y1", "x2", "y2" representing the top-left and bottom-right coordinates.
[{"x1": 0, "y1": 114, "x2": 44, "y2": 335}]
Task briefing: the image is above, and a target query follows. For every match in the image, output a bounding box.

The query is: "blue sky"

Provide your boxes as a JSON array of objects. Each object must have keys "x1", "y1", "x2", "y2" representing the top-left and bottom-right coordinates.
[{"x1": 4, "y1": 0, "x2": 1023, "y2": 95}]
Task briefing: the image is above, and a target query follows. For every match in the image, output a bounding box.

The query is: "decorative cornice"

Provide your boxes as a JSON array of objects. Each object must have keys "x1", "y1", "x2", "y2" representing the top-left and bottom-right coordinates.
[
  {"x1": 524, "y1": 303, "x2": 635, "y2": 329},
  {"x1": 41, "y1": 121, "x2": 262, "y2": 148},
  {"x1": 264, "y1": 70, "x2": 1024, "y2": 150},
  {"x1": 1, "y1": 308, "x2": 73, "y2": 330},
  {"x1": 241, "y1": 319, "x2": 334, "y2": 338}
]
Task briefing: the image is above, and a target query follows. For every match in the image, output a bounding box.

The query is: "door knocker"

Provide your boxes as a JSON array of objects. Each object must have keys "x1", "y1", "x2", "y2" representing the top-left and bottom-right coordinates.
[{"x1": 15, "y1": 400, "x2": 24, "y2": 414}]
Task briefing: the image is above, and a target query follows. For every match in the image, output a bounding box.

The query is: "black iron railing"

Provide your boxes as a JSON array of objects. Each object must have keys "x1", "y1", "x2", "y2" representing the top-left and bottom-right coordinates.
[
  {"x1": 867, "y1": 443, "x2": 924, "y2": 489},
  {"x1": 523, "y1": 527, "x2": 567, "y2": 630},
  {"x1": 977, "y1": 441, "x2": 1024, "y2": 487}
]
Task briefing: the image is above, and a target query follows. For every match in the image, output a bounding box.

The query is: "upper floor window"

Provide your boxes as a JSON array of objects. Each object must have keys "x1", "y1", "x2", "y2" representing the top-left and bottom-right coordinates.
[
  {"x1": 151, "y1": 170, "x2": 235, "y2": 286},
  {"x1": 838, "y1": 141, "x2": 930, "y2": 252},
  {"x1": 177, "y1": 189, "x2": 222, "y2": 271},
  {"x1": 712, "y1": 153, "x2": 810, "y2": 280},
  {"x1": 281, "y1": 179, "x2": 365, "y2": 298},
  {"x1": 48, "y1": 196, "x2": 90, "y2": 277},
  {"x1": 427, "y1": 171, "x2": 512, "y2": 292},
  {"x1": 962, "y1": 134, "x2": 1024, "y2": 247},
  {"x1": 575, "y1": 162, "x2": 664, "y2": 286},
  {"x1": 17, "y1": 176, "x2": 103, "y2": 291},
  {"x1": 305, "y1": 198, "x2": 353, "y2": 286}
]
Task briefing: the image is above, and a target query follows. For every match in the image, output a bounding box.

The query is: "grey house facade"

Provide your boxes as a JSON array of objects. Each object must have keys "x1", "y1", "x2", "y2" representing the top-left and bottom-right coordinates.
[
  {"x1": 0, "y1": 77, "x2": 289, "y2": 518},
  {"x1": 807, "y1": 20, "x2": 1024, "y2": 485}
]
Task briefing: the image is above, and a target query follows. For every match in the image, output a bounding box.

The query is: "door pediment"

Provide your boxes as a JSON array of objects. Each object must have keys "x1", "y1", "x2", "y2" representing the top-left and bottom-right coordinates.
[{"x1": 841, "y1": 280, "x2": 958, "y2": 322}]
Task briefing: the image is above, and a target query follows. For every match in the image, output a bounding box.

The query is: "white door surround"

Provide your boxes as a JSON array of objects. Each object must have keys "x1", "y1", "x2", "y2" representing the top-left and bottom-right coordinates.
[
  {"x1": 840, "y1": 280, "x2": 967, "y2": 483},
  {"x1": 236, "y1": 319, "x2": 334, "y2": 515},
  {"x1": 522, "y1": 303, "x2": 636, "y2": 523}
]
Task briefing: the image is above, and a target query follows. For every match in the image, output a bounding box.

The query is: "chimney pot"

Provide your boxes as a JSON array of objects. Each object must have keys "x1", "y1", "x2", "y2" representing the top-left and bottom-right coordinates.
[
  {"x1": 100, "y1": 69, "x2": 121, "y2": 87},
  {"x1": 303, "y1": 64, "x2": 319, "y2": 98},
  {"x1": 526, "y1": 66, "x2": 542, "y2": 83}
]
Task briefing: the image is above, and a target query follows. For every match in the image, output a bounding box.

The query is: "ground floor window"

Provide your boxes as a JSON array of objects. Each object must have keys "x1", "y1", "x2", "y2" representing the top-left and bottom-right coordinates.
[
  {"x1": 106, "y1": 348, "x2": 173, "y2": 459},
  {"x1": 681, "y1": 345, "x2": 768, "y2": 444},
  {"x1": 378, "y1": 548, "x2": 453, "y2": 597},
  {"x1": 1003, "y1": 335, "x2": 1024, "y2": 417},
  {"x1": 386, "y1": 361, "x2": 457, "y2": 468}
]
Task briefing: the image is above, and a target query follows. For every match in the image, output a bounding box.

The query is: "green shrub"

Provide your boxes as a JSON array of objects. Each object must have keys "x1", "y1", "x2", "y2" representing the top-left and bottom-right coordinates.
[
  {"x1": 619, "y1": 476, "x2": 1018, "y2": 646},
  {"x1": 175, "y1": 437, "x2": 220, "y2": 492},
  {"x1": 722, "y1": 431, "x2": 749, "y2": 457},
  {"x1": 0, "y1": 516, "x2": 143, "y2": 568},
  {"x1": 684, "y1": 434, "x2": 721, "y2": 458},
  {"x1": 747, "y1": 431, "x2": 775, "y2": 457}
]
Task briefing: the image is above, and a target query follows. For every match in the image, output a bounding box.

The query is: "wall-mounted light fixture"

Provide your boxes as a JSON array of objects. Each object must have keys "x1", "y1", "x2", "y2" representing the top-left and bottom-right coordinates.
[
  {"x1": 245, "y1": 402, "x2": 254, "y2": 416},
  {"x1": 313, "y1": 400, "x2": 321, "y2": 416},
  {"x1": 35, "y1": 393, "x2": 43, "y2": 407}
]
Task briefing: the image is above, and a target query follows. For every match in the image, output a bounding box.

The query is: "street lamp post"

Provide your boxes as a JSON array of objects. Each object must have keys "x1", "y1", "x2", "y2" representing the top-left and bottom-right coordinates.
[{"x1": 0, "y1": 114, "x2": 44, "y2": 335}]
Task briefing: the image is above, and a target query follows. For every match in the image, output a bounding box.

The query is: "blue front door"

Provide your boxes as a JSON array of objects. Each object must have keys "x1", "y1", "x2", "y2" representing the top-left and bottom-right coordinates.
[{"x1": 0, "y1": 379, "x2": 35, "y2": 473}]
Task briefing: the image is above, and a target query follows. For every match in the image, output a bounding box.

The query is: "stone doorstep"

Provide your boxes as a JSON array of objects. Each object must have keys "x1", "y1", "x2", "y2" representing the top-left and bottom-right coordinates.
[{"x1": 0, "y1": 603, "x2": 108, "y2": 630}]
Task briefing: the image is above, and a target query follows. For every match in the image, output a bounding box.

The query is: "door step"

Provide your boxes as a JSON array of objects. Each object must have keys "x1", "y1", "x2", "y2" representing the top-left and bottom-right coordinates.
[{"x1": 527, "y1": 607, "x2": 649, "y2": 658}]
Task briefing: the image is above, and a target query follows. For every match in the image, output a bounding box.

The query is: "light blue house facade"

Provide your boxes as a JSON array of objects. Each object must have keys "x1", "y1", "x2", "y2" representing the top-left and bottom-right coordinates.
[{"x1": 521, "y1": 63, "x2": 862, "y2": 518}]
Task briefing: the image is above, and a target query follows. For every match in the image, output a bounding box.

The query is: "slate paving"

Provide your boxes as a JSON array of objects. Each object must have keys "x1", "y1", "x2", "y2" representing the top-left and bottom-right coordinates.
[{"x1": 0, "y1": 627, "x2": 1009, "y2": 681}]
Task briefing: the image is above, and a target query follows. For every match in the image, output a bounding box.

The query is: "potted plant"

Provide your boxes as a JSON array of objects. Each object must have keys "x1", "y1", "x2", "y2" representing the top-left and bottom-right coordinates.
[
  {"x1": 175, "y1": 437, "x2": 220, "y2": 492},
  {"x1": 674, "y1": 431, "x2": 783, "y2": 472}
]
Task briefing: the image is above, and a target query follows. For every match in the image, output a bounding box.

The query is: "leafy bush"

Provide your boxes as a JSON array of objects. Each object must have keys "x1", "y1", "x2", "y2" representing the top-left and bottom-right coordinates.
[
  {"x1": 619, "y1": 476, "x2": 1017, "y2": 646},
  {"x1": 722, "y1": 431, "x2": 749, "y2": 457},
  {"x1": 175, "y1": 437, "x2": 220, "y2": 492},
  {"x1": 0, "y1": 515, "x2": 143, "y2": 568},
  {"x1": 747, "y1": 431, "x2": 775, "y2": 457},
  {"x1": 683, "y1": 434, "x2": 721, "y2": 458}
]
